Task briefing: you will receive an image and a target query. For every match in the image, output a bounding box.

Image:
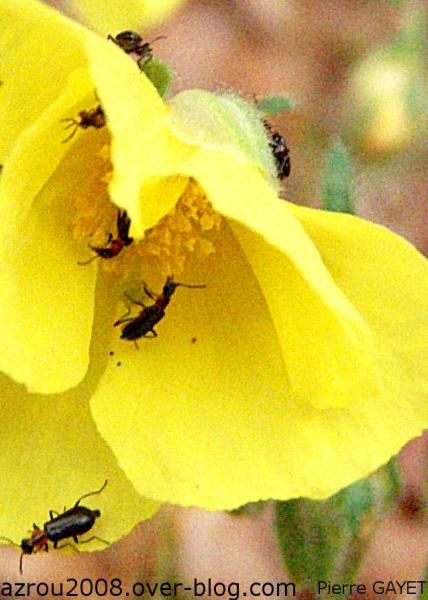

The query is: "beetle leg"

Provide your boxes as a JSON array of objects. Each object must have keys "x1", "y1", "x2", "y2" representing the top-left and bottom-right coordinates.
[
  {"x1": 101, "y1": 232, "x2": 113, "y2": 245},
  {"x1": 44, "y1": 544, "x2": 49, "y2": 552},
  {"x1": 142, "y1": 283, "x2": 157, "y2": 301},
  {"x1": 125, "y1": 292, "x2": 147, "y2": 308},
  {"x1": 78, "y1": 253, "x2": 100, "y2": 266},
  {"x1": 114, "y1": 300, "x2": 133, "y2": 326},
  {"x1": 114, "y1": 299, "x2": 133, "y2": 326},
  {"x1": 143, "y1": 329, "x2": 158, "y2": 338},
  {"x1": 137, "y1": 55, "x2": 152, "y2": 71},
  {"x1": 49, "y1": 510, "x2": 60, "y2": 520},
  {"x1": 56, "y1": 542, "x2": 80, "y2": 552},
  {"x1": 60, "y1": 120, "x2": 79, "y2": 143},
  {"x1": 77, "y1": 536, "x2": 110, "y2": 547},
  {"x1": 114, "y1": 316, "x2": 134, "y2": 327},
  {"x1": 133, "y1": 340, "x2": 139, "y2": 350}
]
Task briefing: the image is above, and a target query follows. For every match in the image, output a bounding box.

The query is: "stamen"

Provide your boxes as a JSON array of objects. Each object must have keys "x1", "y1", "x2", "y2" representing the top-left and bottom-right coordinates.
[
  {"x1": 69, "y1": 144, "x2": 115, "y2": 243},
  {"x1": 126, "y1": 178, "x2": 222, "y2": 278},
  {"x1": 70, "y1": 151, "x2": 221, "y2": 281}
]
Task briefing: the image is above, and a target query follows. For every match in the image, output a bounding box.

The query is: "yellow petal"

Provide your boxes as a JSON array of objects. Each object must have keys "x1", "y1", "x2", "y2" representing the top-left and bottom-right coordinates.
[
  {"x1": 85, "y1": 33, "x2": 187, "y2": 238},
  {"x1": 287, "y1": 203, "x2": 428, "y2": 492},
  {"x1": 289, "y1": 202, "x2": 428, "y2": 388},
  {"x1": 71, "y1": 0, "x2": 184, "y2": 35},
  {"x1": 0, "y1": 1, "x2": 104, "y2": 224},
  {"x1": 86, "y1": 37, "x2": 379, "y2": 408},
  {"x1": 0, "y1": 371, "x2": 159, "y2": 548},
  {"x1": 0, "y1": 54, "x2": 113, "y2": 392},
  {"x1": 0, "y1": 1, "x2": 134, "y2": 392},
  {"x1": 0, "y1": 0, "x2": 89, "y2": 160},
  {"x1": 0, "y1": 3, "x2": 96, "y2": 391},
  {"x1": 184, "y1": 155, "x2": 379, "y2": 409},
  {"x1": 0, "y1": 140, "x2": 99, "y2": 392},
  {"x1": 91, "y1": 224, "x2": 294, "y2": 509},
  {"x1": 91, "y1": 211, "x2": 428, "y2": 508}
]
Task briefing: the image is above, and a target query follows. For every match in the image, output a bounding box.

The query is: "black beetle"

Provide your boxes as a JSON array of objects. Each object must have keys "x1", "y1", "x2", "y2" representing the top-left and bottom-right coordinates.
[
  {"x1": 0, "y1": 480, "x2": 108, "y2": 574},
  {"x1": 114, "y1": 276, "x2": 206, "y2": 347},
  {"x1": 263, "y1": 120, "x2": 291, "y2": 180},
  {"x1": 107, "y1": 31, "x2": 165, "y2": 71},
  {"x1": 61, "y1": 105, "x2": 106, "y2": 143},
  {"x1": 78, "y1": 210, "x2": 133, "y2": 266}
]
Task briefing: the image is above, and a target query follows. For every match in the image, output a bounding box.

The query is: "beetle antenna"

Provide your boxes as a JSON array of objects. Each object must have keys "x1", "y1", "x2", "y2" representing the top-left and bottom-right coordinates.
[
  {"x1": 60, "y1": 120, "x2": 79, "y2": 143},
  {"x1": 60, "y1": 117, "x2": 77, "y2": 127},
  {"x1": 175, "y1": 282, "x2": 206, "y2": 289},
  {"x1": 149, "y1": 35, "x2": 167, "y2": 45},
  {"x1": 74, "y1": 480, "x2": 108, "y2": 507},
  {"x1": 77, "y1": 253, "x2": 100, "y2": 266},
  {"x1": 0, "y1": 536, "x2": 20, "y2": 547}
]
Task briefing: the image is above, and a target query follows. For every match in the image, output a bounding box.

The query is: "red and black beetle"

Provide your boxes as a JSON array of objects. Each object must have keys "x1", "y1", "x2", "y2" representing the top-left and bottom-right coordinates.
[
  {"x1": 0, "y1": 480, "x2": 108, "y2": 574},
  {"x1": 61, "y1": 105, "x2": 106, "y2": 143},
  {"x1": 78, "y1": 210, "x2": 133, "y2": 266},
  {"x1": 114, "y1": 276, "x2": 206, "y2": 347}
]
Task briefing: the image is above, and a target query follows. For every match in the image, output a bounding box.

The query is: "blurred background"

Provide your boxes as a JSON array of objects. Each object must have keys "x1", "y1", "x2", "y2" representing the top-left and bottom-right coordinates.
[{"x1": 1, "y1": 0, "x2": 425, "y2": 596}]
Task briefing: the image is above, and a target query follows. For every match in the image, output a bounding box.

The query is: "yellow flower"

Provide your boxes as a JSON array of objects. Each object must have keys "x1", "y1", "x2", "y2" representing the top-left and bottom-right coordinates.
[{"x1": 0, "y1": 0, "x2": 427, "y2": 555}]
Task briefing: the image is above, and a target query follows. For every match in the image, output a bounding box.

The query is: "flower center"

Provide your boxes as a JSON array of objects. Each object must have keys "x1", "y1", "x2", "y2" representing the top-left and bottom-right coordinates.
[{"x1": 70, "y1": 145, "x2": 222, "y2": 281}]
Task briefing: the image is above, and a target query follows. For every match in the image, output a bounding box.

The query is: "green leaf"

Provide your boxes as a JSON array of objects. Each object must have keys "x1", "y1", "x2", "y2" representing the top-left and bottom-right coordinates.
[
  {"x1": 276, "y1": 498, "x2": 332, "y2": 587},
  {"x1": 143, "y1": 58, "x2": 171, "y2": 98},
  {"x1": 321, "y1": 140, "x2": 354, "y2": 214},
  {"x1": 373, "y1": 456, "x2": 402, "y2": 513},
  {"x1": 275, "y1": 458, "x2": 402, "y2": 594},
  {"x1": 257, "y1": 95, "x2": 293, "y2": 115}
]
